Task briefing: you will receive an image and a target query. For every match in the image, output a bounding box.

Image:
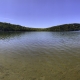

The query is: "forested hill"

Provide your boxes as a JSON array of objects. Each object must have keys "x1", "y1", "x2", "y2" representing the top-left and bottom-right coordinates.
[
  {"x1": 0, "y1": 22, "x2": 43, "y2": 31},
  {"x1": 46, "y1": 23, "x2": 80, "y2": 31},
  {"x1": 0, "y1": 22, "x2": 80, "y2": 31}
]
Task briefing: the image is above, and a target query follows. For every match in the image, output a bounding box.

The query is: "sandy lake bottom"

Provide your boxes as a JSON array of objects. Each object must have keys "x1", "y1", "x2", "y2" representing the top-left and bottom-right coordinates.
[{"x1": 0, "y1": 31, "x2": 80, "y2": 80}]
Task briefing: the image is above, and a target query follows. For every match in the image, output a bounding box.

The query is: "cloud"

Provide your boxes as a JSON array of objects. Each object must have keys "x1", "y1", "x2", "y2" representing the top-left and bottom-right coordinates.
[{"x1": 2, "y1": 17, "x2": 14, "y2": 20}]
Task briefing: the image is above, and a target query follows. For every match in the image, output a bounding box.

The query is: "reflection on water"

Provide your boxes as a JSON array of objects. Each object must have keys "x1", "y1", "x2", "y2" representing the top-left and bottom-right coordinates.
[{"x1": 0, "y1": 31, "x2": 80, "y2": 80}]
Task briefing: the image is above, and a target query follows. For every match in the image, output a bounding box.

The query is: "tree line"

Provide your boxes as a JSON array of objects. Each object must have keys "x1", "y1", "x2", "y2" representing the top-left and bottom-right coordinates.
[
  {"x1": 0, "y1": 22, "x2": 80, "y2": 31},
  {"x1": 47, "y1": 23, "x2": 80, "y2": 31}
]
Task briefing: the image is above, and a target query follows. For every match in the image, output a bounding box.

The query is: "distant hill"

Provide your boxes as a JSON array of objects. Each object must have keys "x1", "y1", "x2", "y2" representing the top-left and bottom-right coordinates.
[
  {"x1": 0, "y1": 22, "x2": 80, "y2": 31},
  {"x1": 46, "y1": 23, "x2": 80, "y2": 31},
  {"x1": 0, "y1": 22, "x2": 27, "y2": 31},
  {"x1": 0, "y1": 22, "x2": 42, "y2": 31}
]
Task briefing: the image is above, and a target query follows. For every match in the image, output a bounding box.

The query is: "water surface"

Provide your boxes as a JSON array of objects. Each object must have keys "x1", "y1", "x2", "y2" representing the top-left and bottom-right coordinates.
[{"x1": 0, "y1": 31, "x2": 80, "y2": 80}]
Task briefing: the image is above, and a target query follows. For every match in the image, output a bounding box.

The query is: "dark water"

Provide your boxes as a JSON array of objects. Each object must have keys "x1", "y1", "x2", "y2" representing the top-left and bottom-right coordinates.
[{"x1": 0, "y1": 31, "x2": 80, "y2": 80}]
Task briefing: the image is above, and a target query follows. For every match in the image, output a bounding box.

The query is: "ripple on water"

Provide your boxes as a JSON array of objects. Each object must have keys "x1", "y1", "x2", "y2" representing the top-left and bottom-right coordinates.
[{"x1": 0, "y1": 31, "x2": 80, "y2": 80}]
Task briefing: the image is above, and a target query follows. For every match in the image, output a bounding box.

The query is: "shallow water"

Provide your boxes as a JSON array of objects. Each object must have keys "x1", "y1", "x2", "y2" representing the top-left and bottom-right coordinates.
[{"x1": 0, "y1": 31, "x2": 80, "y2": 80}]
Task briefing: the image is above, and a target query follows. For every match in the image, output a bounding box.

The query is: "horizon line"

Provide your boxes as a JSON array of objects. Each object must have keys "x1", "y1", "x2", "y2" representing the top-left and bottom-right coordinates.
[{"x1": 0, "y1": 21, "x2": 80, "y2": 28}]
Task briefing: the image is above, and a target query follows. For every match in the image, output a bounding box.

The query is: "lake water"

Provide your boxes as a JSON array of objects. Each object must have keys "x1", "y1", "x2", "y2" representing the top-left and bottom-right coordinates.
[{"x1": 0, "y1": 31, "x2": 80, "y2": 80}]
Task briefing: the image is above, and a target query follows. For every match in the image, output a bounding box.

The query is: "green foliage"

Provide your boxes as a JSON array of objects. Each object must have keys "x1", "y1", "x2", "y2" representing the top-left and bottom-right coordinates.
[
  {"x1": 47, "y1": 23, "x2": 80, "y2": 31},
  {"x1": 0, "y1": 22, "x2": 46, "y2": 31},
  {"x1": 0, "y1": 22, "x2": 80, "y2": 31},
  {"x1": 0, "y1": 22, "x2": 27, "y2": 31}
]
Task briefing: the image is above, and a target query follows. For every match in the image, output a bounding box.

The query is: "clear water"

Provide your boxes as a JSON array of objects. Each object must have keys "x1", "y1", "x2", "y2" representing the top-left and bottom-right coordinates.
[{"x1": 0, "y1": 31, "x2": 80, "y2": 80}]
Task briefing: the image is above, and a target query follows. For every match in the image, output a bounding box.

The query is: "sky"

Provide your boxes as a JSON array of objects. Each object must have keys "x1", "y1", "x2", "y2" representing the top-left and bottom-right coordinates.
[{"x1": 0, "y1": 0, "x2": 80, "y2": 28}]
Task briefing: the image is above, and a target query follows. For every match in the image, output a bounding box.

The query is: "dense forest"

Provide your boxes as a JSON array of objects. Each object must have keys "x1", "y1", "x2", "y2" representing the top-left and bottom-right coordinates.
[
  {"x1": 0, "y1": 22, "x2": 44, "y2": 31},
  {"x1": 0, "y1": 22, "x2": 80, "y2": 31},
  {"x1": 47, "y1": 23, "x2": 80, "y2": 31}
]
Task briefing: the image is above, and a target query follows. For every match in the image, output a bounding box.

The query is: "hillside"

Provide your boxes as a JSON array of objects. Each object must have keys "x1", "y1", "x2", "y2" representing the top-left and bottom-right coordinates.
[
  {"x1": 0, "y1": 22, "x2": 80, "y2": 31},
  {"x1": 46, "y1": 23, "x2": 80, "y2": 31},
  {"x1": 0, "y1": 22, "x2": 43, "y2": 31}
]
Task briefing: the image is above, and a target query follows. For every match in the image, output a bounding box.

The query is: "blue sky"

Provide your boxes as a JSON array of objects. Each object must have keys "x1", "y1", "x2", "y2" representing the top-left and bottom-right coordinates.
[{"x1": 0, "y1": 0, "x2": 80, "y2": 28}]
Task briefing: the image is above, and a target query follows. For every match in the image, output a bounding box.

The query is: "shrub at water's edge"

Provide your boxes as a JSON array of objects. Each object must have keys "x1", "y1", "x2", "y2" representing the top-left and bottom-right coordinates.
[{"x1": 0, "y1": 22, "x2": 80, "y2": 31}]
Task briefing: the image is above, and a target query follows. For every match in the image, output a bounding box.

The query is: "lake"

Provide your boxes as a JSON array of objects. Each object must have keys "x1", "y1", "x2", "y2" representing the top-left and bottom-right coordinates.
[{"x1": 0, "y1": 31, "x2": 80, "y2": 80}]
